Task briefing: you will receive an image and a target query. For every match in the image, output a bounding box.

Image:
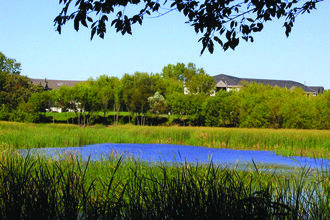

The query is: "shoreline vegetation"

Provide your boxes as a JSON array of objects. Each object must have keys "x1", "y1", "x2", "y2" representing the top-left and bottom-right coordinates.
[
  {"x1": 1, "y1": 122, "x2": 330, "y2": 219},
  {"x1": 0, "y1": 149, "x2": 329, "y2": 219},
  {"x1": 1, "y1": 121, "x2": 330, "y2": 159}
]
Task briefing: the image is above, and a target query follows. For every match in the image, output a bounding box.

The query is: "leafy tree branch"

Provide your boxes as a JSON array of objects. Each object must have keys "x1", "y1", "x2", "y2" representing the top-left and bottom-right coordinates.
[{"x1": 54, "y1": 0, "x2": 321, "y2": 54}]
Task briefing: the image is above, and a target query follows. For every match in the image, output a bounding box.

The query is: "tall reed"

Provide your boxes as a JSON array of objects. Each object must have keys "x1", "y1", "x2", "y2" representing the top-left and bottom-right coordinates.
[
  {"x1": 0, "y1": 149, "x2": 329, "y2": 219},
  {"x1": 1, "y1": 122, "x2": 329, "y2": 158}
]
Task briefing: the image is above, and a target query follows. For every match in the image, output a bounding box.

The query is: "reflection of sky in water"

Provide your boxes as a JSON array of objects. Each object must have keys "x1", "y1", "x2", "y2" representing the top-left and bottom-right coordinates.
[{"x1": 21, "y1": 143, "x2": 330, "y2": 169}]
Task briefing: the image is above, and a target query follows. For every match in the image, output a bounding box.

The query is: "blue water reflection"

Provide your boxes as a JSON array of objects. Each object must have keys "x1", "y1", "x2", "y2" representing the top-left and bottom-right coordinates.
[{"x1": 21, "y1": 143, "x2": 330, "y2": 169}]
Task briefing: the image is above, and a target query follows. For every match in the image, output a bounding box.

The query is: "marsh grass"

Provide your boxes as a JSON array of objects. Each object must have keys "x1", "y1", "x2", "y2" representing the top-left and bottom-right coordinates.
[
  {"x1": 1, "y1": 122, "x2": 330, "y2": 158},
  {"x1": 0, "y1": 149, "x2": 330, "y2": 219}
]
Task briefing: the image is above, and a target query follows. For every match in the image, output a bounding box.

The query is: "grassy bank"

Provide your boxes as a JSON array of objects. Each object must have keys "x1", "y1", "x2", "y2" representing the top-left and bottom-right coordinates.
[
  {"x1": 1, "y1": 121, "x2": 330, "y2": 158},
  {"x1": 0, "y1": 150, "x2": 329, "y2": 219}
]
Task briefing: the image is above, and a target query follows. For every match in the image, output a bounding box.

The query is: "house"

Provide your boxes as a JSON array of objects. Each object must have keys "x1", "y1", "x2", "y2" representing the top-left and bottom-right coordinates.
[
  {"x1": 213, "y1": 74, "x2": 324, "y2": 95},
  {"x1": 30, "y1": 78, "x2": 83, "y2": 112},
  {"x1": 30, "y1": 78, "x2": 83, "y2": 90}
]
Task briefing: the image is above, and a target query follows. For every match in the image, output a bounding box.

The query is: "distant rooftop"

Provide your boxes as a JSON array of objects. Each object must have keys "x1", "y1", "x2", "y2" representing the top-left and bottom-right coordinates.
[
  {"x1": 30, "y1": 78, "x2": 83, "y2": 90},
  {"x1": 213, "y1": 74, "x2": 324, "y2": 95}
]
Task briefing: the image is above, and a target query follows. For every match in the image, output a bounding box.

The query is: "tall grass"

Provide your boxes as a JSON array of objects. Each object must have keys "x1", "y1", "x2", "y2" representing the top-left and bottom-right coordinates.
[
  {"x1": 1, "y1": 122, "x2": 330, "y2": 158},
  {"x1": 0, "y1": 150, "x2": 330, "y2": 219}
]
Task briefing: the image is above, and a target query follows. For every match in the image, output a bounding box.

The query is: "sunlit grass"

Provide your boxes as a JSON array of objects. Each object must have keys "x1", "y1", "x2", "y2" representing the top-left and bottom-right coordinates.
[{"x1": 1, "y1": 121, "x2": 329, "y2": 158}]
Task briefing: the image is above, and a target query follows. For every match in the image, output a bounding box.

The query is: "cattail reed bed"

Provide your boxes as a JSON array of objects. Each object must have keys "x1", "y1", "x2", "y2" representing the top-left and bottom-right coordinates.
[
  {"x1": 0, "y1": 151, "x2": 330, "y2": 220},
  {"x1": 1, "y1": 122, "x2": 330, "y2": 158}
]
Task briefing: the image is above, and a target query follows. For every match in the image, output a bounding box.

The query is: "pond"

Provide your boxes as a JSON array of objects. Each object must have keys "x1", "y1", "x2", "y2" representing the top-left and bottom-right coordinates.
[{"x1": 21, "y1": 143, "x2": 330, "y2": 170}]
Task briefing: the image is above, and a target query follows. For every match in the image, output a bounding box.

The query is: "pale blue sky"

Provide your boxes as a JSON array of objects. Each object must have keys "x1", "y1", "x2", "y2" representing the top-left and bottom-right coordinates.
[{"x1": 0, "y1": 0, "x2": 329, "y2": 89}]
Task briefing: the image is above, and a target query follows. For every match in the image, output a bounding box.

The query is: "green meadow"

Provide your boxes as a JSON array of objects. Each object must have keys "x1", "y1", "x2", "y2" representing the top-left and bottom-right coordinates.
[{"x1": 1, "y1": 121, "x2": 330, "y2": 219}]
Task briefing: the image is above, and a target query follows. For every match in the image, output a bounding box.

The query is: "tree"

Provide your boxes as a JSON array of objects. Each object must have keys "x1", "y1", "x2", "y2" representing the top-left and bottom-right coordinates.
[
  {"x1": 204, "y1": 90, "x2": 234, "y2": 127},
  {"x1": 121, "y1": 72, "x2": 158, "y2": 125},
  {"x1": 94, "y1": 75, "x2": 120, "y2": 116},
  {"x1": 55, "y1": 85, "x2": 78, "y2": 124},
  {"x1": 185, "y1": 70, "x2": 216, "y2": 96},
  {"x1": 166, "y1": 92, "x2": 189, "y2": 124},
  {"x1": 161, "y1": 63, "x2": 187, "y2": 82},
  {"x1": 279, "y1": 87, "x2": 317, "y2": 129},
  {"x1": 23, "y1": 91, "x2": 52, "y2": 123},
  {"x1": 313, "y1": 90, "x2": 330, "y2": 129},
  {"x1": 0, "y1": 72, "x2": 43, "y2": 111},
  {"x1": 237, "y1": 82, "x2": 273, "y2": 128},
  {"x1": 161, "y1": 62, "x2": 199, "y2": 83},
  {"x1": 185, "y1": 93, "x2": 207, "y2": 126},
  {"x1": 94, "y1": 75, "x2": 122, "y2": 125},
  {"x1": 0, "y1": 52, "x2": 21, "y2": 75},
  {"x1": 0, "y1": 52, "x2": 43, "y2": 122},
  {"x1": 54, "y1": 0, "x2": 320, "y2": 54},
  {"x1": 72, "y1": 80, "x2": 100, "y2": 125},
  {"x1": 148, "y1": 92, "x2": 166, "y2": 115},
  {"x1": 162, "y1": 77, "x2": 184, "y2": 97}
]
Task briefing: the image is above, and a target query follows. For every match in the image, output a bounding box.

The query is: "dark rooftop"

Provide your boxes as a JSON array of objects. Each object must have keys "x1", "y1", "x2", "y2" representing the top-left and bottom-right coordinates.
[
  {"x1": 213, "y1": 74, "x2": 323, "y2": 94},
  {"x1": 30, "y1": 78, "x2": 83, "y2": 90}
]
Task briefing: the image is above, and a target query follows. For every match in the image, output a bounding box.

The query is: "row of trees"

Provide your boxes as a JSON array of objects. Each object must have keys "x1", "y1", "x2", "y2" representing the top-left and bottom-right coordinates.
[
  {"x1": 0, "y1": 55, "x2": 216, "y2": 125},
  {"x1": 204, "y1": 84, "x2": 330, "y2": 129},
  {"x1": 1, "y1": 52, "x2": 329, "y2": 129}
]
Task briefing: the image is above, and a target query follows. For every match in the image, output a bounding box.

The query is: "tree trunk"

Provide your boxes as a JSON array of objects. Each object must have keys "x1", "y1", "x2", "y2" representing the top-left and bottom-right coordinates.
[
  {"x1": 113, "y1": 104, "x2": 115, "y2": 126},
  {"x1": 65, "y1": 112, "x2": 69, "y2": 124},
  {"x1": 115, "y1": 104, "x2": 120, "y2": 126},
  {"x1": 71, "y1": 112, "x2": 74, "y2": 124}
]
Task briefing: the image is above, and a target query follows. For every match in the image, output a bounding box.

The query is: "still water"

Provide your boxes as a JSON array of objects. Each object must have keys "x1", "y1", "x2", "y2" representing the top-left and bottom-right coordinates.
[{"x1": 22, "y1": 143, "x2": 330, "y2": 169}]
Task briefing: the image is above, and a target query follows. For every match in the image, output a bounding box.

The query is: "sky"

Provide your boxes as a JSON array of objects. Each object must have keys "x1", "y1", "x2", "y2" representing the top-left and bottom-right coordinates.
[{"x1": 0, "y1": 0, "x2": 329, "y2": 89}]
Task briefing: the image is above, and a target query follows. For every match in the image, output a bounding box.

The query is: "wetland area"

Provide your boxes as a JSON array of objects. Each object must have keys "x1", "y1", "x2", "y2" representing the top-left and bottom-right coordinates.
[{"x1": 1, "y1": 122, "x2": 330, "y2": 219}]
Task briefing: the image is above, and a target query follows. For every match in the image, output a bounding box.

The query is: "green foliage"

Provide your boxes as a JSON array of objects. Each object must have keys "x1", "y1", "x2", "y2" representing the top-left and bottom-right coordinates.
[
  {"x1": 185, "y1": 70, "x2": 216, "y2": 96},
  {"x1": 161, "y1": 62, "x2": 200, "y2": 83},
  {"x1": 0, "y1": 104, "x2": 10, "y2": 121},
  {"x1": 185, "y1": 93, "x2": 207, "y2": 126},
  {"x1": 0, "y1": 73, "x2": 38, "y2": 111},
  {"x1": 204, "y1": 90, "x2": 234, "y2": 127},
  {"x1": 162, "y1": 77, "x2": 184, "y2": 97},
  {"x1": 148, "y1": 92, "x2": 166, "y2": 114},
  {"x1": 121, "y1": 72, "x2": 158, "y2": 114},
  {"x1": 161, "y1": 63, "x2": 187, "y2": 81},
  {"x1": 232, "y1": 83, "x2": 330, "y2": 129},
  {"x1": 0, "y1": 53, "x2": 44, "y2": 123},
  {"x1": 0, "y1": 52, "x2": 44, "y2": 123},
  {"x1": 0, "y1": 52, "x2": 21, "y2": 75},
  {"x1": 314, "y1": 90, "x2": 330, "y2": 129},
  {"x1": 167, "y1": 92, "x2": 189, "y2": 120},
  {"x1": 237, "y1": 83, "x2": 273, "y2": 128},
  {"x1": 280, "y1": 88, "x2": 317, "y2": 129},
  {"x1": 54, "y1": 0, "x2": 321, "y2": 53},
  {"x1": 94, "y1": 75, "x2": 122, "y2": 116}
]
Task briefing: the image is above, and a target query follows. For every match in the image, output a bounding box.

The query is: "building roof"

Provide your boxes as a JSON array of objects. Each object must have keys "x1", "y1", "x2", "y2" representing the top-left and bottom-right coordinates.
[
  {"x1": 213, "y1": 74, "x2": 323, "y2": 94},
  {"x1": 309, "y1": 86, "x2": 324, "y2": 94},
  {"x1": 30, "y1": 78, "x2": 83, "y2": 90}
]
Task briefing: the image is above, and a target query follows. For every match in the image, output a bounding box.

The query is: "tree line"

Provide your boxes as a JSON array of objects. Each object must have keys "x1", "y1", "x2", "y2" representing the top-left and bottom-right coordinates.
[{"x1": 1, "y1": 52, "x2": 329, "y2": 129}]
